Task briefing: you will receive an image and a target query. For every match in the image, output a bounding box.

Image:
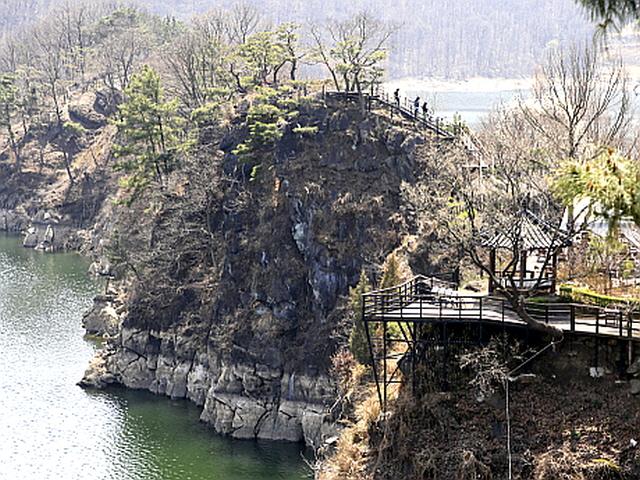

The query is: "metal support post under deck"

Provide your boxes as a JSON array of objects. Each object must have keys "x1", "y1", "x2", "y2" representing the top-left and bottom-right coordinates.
[
  {"x1": 489, "y1": 249, "x2": 496, "y2": 294},
  {"x1": 363, "y1": 300, "x2": 382, "y2": 409},
  {"x1": 382, "y1": 316, "x2": 388, "y2": 411}
]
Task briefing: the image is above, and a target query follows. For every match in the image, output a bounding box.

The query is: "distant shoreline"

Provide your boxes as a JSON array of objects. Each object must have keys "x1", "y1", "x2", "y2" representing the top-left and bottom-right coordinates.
[
  {"x1": 384, "y1": 76, "x2": 533, "y2": 93},
  {"x1": 382, "y1": 77, "x2": 532, "y2": 126}
]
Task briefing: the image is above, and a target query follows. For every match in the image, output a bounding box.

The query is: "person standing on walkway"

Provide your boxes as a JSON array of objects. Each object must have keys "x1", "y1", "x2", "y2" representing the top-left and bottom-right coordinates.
[
  {"x1": 413, "y1": 96, "x2": 420, "y2": 117},
  {"x1": 453, "y1": 111, "x2": 462, "y2": 134},
  {"x1": 394, "y1": 88, "x2": 400, "y2": 109},
  {"x1": 422, "y1": 101, "x2": 429, "y2": 119}
]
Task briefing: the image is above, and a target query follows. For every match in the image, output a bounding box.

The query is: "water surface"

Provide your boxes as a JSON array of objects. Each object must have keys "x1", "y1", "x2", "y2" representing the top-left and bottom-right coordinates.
[{"x1": 0, "y1": 234, "x2": 308, "y2": 480}]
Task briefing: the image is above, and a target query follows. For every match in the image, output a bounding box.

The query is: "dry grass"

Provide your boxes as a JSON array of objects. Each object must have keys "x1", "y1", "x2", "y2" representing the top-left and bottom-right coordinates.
[
  {"x1": 317, "y1": 392, "x2": 380, "y2": 480},
  {"x1": 317, "y1": 339, "x2": 640, "y2": 480},
  {"x1": 319, "y1": 346, "x2": 404, "y2": 480},
  {"x1": 534, "y1": 446, "x2": 625, "y2": 480}
]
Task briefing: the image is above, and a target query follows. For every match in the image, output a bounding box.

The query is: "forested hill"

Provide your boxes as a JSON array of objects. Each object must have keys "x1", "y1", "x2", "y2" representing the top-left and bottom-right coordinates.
[{"x1": 2, "y1": 0, "x2": 595, "y2": 79}]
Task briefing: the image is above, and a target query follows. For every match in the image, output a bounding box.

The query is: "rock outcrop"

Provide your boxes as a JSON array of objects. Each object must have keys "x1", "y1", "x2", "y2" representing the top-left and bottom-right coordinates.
[
  {"x1": 0, "y1": 90, "x2": 118, "y2": 253},
  {"x1": 82, "y1": 291, "x2": 123, "y2": 337},
  {"x1": 83, "y1": 325, "x2": 338, "y2": 447},
  {"x1": 81, "y1": 99, "x2": 446, "y2": 447}
]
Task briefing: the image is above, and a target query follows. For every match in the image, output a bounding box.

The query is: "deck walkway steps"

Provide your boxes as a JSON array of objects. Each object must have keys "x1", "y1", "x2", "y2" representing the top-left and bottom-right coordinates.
[{"x1": 324, "y1": 90, "x2": 455, "y2": 138}]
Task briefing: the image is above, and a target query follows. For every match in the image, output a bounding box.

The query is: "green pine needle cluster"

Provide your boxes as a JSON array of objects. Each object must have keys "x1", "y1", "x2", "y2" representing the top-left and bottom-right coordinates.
[
  {"x1": 349, "y1": 270, "x2": 372, "y2": 365},
  {"x1": 553, "y1": 148, "x2": 640, "y2": 228},
  {"x1": 233, "y1": 86, "x2": 300, "y2": 159},
  {"x1": 113, "y1": 65, "x2": 185, "y2": 203}
]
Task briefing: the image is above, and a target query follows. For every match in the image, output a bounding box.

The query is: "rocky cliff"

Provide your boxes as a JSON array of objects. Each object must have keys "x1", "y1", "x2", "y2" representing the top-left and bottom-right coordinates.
[{"x1": 80, "y1": 98, "x2": 445, "y2": 447}]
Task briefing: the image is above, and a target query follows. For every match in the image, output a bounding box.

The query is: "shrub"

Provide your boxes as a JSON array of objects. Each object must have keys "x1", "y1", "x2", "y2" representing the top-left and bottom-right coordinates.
[
  {"x1": 349, "y1": 270, "x2": 372, "y2": 365},
  {"x1": 559, "y1": 284, "x2": 640, "y2": 308}
]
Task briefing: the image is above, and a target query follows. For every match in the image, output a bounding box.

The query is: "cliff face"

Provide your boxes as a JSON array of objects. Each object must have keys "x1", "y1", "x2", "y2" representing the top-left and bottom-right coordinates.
[
  {"x1": 81, "y1": 100, "x2": 442, "y2": 447},
  {"x1": 0, "y1": 88, "x2": 447, "y2": 447}
]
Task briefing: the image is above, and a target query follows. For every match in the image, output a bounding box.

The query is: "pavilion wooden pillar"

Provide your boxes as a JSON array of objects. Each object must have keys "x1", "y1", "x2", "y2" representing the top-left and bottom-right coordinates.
[
  {"x1": 551, "y1": 251, "x2": 558, "y2": 292},
  {"x1": 489, "y1": 248, "x2": 496, "y2": 294},
  {"x1": 519, "y1": 250, "x2": 528, "y2": 289}
]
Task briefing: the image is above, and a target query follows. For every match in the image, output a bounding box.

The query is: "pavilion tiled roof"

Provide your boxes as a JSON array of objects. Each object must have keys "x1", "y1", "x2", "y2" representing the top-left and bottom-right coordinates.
[{"x1": 484, "y1": 211, "x2": 567, "y2": 251}]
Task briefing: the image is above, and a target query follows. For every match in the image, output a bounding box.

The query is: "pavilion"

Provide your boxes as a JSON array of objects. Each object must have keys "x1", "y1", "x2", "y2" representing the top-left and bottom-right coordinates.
[{"x1": 483, "y1": 211, "x2": 568, "y2": 294}]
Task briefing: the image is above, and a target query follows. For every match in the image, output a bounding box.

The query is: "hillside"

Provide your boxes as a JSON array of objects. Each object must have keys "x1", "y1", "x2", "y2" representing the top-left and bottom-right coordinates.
[
  {"x1": 319, "y1": 337, "x2": 640, "y2": 479},
  {"x1": 3, "y1": 2, "x2": 640, "y2": 479},
  {"x1": 79, "y1": 93, "x2": 452, "y2": 446},
  {"x1": 0, "y1": 3, "x2": 454, "y2": 448},
  {"x1": 0, "y1": 0, "x2": 598, "y2": 79}
]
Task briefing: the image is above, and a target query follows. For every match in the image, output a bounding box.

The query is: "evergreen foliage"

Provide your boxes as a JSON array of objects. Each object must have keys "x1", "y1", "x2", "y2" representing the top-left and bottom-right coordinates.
[
  {"x1": 238, "y1": 29, "x2": 284, "y2": 86},
  {"x1": 380, "y1": 253, "x2": 402, "y2": 289},
  {"x1": 349, "y1": 270, "x2": 372, "y2": 365},
  {"x1": 553, "y1": 148, "x2": 640, "y2": 229},
  {"x1": 113, "y1": 66, "x2": 184, "y2": 203},
  {"x1": 380, "y1": 253, "x2": 405, "y2": 338},
  {"x1": 578, "y1": 0, "x2": 640, "y2": 29},
  {"x1": 0, "y1": 74, "x2": 20, "y2": 170},
  {"x1": 190, "y1": 101, "x2": 223, "y2": 127},
  {"x1": 233, "y1": 86, "x2": 299, "y2": 158}
]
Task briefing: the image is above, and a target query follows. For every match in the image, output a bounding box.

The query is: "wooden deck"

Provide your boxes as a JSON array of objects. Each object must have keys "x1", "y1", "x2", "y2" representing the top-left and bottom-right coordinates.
[
  {"x1": 362, "y1": 275, "x2": 640, "y2": 409},
  {"x1": 363, "y1": 276, "x2": 640, "y2": 341},
  {"x1": 374, "y1": 300, "x2": 640, "y2": 340},
  {"x1": 324, "y1": 90, "x2": 456, "y2": 138}
]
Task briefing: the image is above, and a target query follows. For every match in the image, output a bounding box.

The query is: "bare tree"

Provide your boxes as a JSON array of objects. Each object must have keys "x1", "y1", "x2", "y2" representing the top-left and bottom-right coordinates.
[
  {"x1": 0, "y1": 32, "x2": 39, "y2": 136},
  {"x1": 98, "y1": 27, "x2": 149, "y2": 96},
  {"x1": 519, "y1": 45, "x2": 631, "y2": 160},
  {"x1": 311, "y1": 12, "x2": 395, "y2": 112},
  {"x1": 163, "y1": 13, "x2": 232, "y2": 108},
  {"x1": 404, "y1": 108, "x2": 580, "y2": 335},
  {"x1": 32, "y1": 21, "x2": 67, "y2": 124},
  {"x1": 51, "y1": 121, "x2": 84, "y2": 185},
  {"x1": 227, "y1": 2, "x2": 261, "y2": 45},
  {"x1": 404, "y1": 45, "x2": 631, "y2": 333},
  {"x1": 194, "y1": 8, "x2": 229, "y2": 44},
  {"x1": 54, "y1": 1, "x2": 96, "y2": 85}
]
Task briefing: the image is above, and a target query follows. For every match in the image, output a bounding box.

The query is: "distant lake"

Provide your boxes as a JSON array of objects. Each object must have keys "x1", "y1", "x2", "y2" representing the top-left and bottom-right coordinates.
[
  {"x1": 385, "y1": 78, "x2": 530, "y2": 127},
  {"x1": 386, "y1": 76, "x2": 640, "y2": 129},
  {"x1": 421, "y1": 89, "x2": 526, "y2": 126}
]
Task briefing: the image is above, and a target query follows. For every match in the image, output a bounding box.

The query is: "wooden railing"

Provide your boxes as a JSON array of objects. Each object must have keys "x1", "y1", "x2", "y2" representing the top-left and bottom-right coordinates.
[
  {"x1": 362, "y1": 275, "x2": 640, "y2": 340},
  {"x1": 324, "y1": 89, "x2": 455, "y2": 138}
]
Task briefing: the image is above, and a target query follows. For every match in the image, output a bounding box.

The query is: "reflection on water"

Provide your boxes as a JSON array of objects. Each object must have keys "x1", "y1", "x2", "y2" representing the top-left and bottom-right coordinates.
[{"x1": 0, "y1": 235, "x2": 308, "y2": 480}]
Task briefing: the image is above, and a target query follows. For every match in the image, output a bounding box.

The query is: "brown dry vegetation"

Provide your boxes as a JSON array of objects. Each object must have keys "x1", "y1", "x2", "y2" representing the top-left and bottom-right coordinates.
[{"x1": 319, "y1": 340, "x2": 640, "y2": 479}]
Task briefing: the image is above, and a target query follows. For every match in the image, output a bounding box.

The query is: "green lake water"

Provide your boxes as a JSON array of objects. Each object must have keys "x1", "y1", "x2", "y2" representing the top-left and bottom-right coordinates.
[{"x1": 0, "y1": 234, "x2": 309, "y2": 480}]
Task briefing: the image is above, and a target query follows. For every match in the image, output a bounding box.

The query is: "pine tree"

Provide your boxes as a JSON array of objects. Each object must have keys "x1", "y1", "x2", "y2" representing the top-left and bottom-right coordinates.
[
  {"x1": 113, "y1": 65, "x2": 183, "y2": 203},
  {"x1": 380, "y1": 253, "x2": 405, "y2": 338},
  {"x1": 349, "y1": 270, "x2": 372, "y2": 365},
  {"x1": 0, "y1": 74, "x2": 20, "y2": 172},
  {"x1": 233, "y1": 85, "x2": 299, "y2": 160}
]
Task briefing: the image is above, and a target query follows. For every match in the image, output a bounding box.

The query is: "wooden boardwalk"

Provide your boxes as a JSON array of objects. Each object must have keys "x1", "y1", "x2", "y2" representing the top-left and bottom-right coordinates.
[
  {"x1": 363, "y1": 275, "x2": 640, "y2": 408},
  {"x1": 325, "y1": 89, "x2": 483, "y2": 158},
  {"x1": 363, "y1": 276, "x2": 640, "y2": 341},
  {"x1": 324, "y1": 90, "x2": 455, "y2": 138}
]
